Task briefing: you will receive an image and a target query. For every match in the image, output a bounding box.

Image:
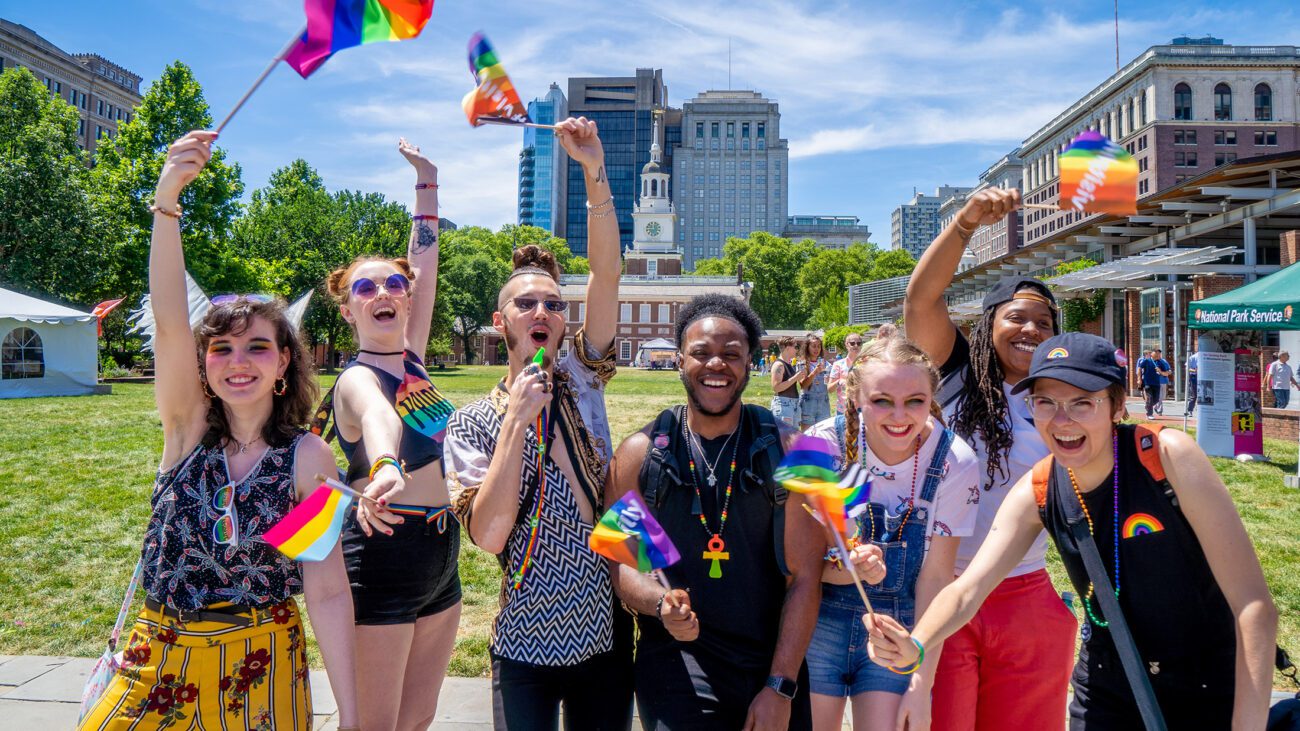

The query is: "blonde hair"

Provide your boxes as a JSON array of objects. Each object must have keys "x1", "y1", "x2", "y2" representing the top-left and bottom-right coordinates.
[{"x1": 849, "y1": 337, "x2": 945, "y2": 422}]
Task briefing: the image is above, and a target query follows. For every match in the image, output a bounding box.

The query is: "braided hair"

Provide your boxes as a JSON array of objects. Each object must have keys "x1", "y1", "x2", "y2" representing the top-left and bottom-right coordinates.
[{"x1": 951, "y1": 308, "x2": 1011, "y2": 488}]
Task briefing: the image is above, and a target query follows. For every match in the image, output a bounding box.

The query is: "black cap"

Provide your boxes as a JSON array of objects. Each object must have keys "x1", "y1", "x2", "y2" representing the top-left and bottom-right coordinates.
[
  {"x1": 1010, "y1": 332, "x2": 1127, "y2": 395},
  {"x1": 981, "y1": 277, "x2": 1058, "y2": 313}
]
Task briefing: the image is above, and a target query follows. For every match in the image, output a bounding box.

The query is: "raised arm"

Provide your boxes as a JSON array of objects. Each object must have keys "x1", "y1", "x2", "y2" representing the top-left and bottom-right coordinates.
[
  {"x1": 556, "y1": 117, "x2": 620, "y2": 354},
  {"x1": 150, "y1": 131, "x2": 217, "y2": 467},
  {"x1": 1160, "y1": 429, "x2": 1277, "y2": 730},
  {"x1": 904, "y1": 188, "x2": 1020, "y2": 365},
  {"x1": 396, "y1": 138, "x2": 440, "y2": 355}
]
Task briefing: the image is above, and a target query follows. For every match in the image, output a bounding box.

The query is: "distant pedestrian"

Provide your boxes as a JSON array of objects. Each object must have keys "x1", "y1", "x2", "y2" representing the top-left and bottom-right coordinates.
[
  {"x1": 1267, "y1": 351, "x2": 1300, "y2": 409},
  {"x1": 799, "y1": 333, "x2": 832, "y2": 430},
  {"x1": 1137, "y1": 350, "x2": 1167, "y2": 418},
  {"x1": 828, "y1": 332, "x2": 865, "y2": 415},
  {"x1": 771, "y1": 337, "x2": 803, "y2": 428},
  {"x1": 1153, "y1": 349, "x2": 1171, "y2": 415},
  {"x1": 1185, "y1": 349, "x2": 1200, "y2": 417}
]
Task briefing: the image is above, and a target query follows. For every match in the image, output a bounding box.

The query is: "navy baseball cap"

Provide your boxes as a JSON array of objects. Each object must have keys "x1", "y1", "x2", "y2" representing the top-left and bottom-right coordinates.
[
  {"x1": 1010, "y1": 332, "x2": 1127, "y2": 395},
  {"x1": 981, "y1": 277, "x2": 1058, "y2": 313}
]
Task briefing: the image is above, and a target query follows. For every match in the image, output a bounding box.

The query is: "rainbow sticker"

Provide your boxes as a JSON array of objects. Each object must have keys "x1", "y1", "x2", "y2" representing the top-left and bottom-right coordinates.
[
  {"x1": 1046, "y1": 347, "x2": 1070, "y2": 360},
  {"x1": 1122, "y1": 513, "x2": 1164, "y2": 538}
]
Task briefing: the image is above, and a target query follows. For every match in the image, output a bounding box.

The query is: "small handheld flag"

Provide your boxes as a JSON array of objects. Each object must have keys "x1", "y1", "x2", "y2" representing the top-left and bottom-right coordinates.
[
  {"x1": 590, "y1": 491, "x2": 681, "y2": 573},
  {"x1": 1057, "y1": 131, "x2": 1138, "y2": 215},
  {"x1": 462, "y1": 33, "x2": 539, "y2": 128},
  {"x1": 91, "y1": 298, "x2": 124, "y2": 336},
  {"x1": 263, "y1": 474, "x2": 365, "y2": 561},
  {"x1": 285, "y1": 0, "x2": 436, "y2": 78}
]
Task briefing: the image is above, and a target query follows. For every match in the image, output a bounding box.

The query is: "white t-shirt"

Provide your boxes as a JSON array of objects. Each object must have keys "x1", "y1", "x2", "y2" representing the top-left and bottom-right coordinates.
[
  {"x1": 943, "y1": 382, "x2": 1051, "y2": 577},
  {"x1": 807, "y1": 417, "x2": 980, "y2": 557},
  {"x1": 1268, "y1": 361, "x2": 1294, "y2": 390}
]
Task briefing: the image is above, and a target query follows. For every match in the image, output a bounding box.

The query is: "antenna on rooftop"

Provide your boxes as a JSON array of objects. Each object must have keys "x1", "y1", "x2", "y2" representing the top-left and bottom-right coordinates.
[{"x1": 728, "y1": 38, "x2": 733, "y2": 90}]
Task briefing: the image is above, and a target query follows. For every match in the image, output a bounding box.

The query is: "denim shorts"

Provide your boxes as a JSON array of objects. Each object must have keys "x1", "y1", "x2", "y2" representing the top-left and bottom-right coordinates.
[
  {"x1": 800, "y1": 394, "x2": 830, "y2": 426},
  {"x1": 806, "y1": 583, "x2": 910, "y2": 697},
  {"x1": 771, "y1": 396, "x2": 801, "y2": 428}
]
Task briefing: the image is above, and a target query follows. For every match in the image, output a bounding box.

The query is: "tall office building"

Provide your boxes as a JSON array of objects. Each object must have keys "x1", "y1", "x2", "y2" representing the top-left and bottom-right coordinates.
[
  {"x1": 563, "y1": 69, "x2": 671, "y2": 257},
  {"x1": 518, "y1": 83, "x2": 568, "y2": 234},
  {"x1": 0, "y1": 19, "x2": 142, "y2": 157},
  {"x1": 671, "y1": 90, "x2": 789, "y2": 269},
  {"x1": 890, "y1": 185, "x2": 973, "y2": 258}
]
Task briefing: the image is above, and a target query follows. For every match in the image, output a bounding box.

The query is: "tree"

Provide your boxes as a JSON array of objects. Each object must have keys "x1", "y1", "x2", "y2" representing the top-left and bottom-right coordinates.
[
  {"x1": 699, "y1": 232, "x2": 818, "y2": 329},
  {"x1": 1052, "y1": 258, "x2": 1107, "y2": 332},
  {"x1": 0, "y1": 67, "x2": 101, "y2": 303},
  {"x1": 439, "y1": 247, "x2": 509, "y2": 364},
  {"x1": 689, "y1": 258, "x2": 731, "y2": 276},
  {"x1": 808, "y1": 289, "x2": 850, "y2": 330},
  {"x1": 797, "y1": 243, "x2": 878, "y2": 315},
  {"x1": 868, "y1": 248, "x2": 917, "y2": 280}
]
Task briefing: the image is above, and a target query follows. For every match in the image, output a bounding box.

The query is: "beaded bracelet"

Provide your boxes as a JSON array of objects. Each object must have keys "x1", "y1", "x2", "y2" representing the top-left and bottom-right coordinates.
[
  {"x1": 369, "y1": 454, "x2": 404, "y2": 480},
  {"x1": 887, "y1": 637, "x2": 926, "y2": 675},
  {"x1": 586, "y1": 196, "x2": 614, "y2": 211},
  {"x1": 415, "y1": 182, "x2": 438, "y2": 190},
  {"x1": 412, "y1": 214, "x2": 439, "y2": 222},
  {"x1": 149, "y1": 203, "x2": 183, "y2": 219}
]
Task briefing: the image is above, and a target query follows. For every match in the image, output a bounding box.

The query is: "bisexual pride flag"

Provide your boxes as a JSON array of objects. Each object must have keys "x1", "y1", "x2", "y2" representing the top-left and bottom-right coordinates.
[
  {"x1": 589, "y1": 491, "x2": 681, "y2": 573},
  {"x1": 462, "y1": 32, "x2": 531, "y2": 127},
  {"x1": 284, "y1": 0, "x2": 435, "y2": 78},
  {"x1": 775, "y1": 435, "x2": 871, "y2": 535},
  {"x1": 1059, "y1": 131, "x2": 1138, "y2": 215},
  {"x1": 264, "y1": 479, "x2": 356, "y2": 561}
]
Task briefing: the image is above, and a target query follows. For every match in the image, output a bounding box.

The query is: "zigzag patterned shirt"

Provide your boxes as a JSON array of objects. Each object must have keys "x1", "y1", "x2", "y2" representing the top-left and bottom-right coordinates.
[{"x1": 444, "y1": 331, "x2": 617, "y2": 666}]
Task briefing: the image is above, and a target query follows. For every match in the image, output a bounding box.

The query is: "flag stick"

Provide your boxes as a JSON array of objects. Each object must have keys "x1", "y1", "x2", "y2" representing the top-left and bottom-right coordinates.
[
  {"x1": 1021, "y1": 203, "x2": 1058, "y2": 210},
  {"x1": 215, "y1": 24, "x2": 307, "y2": 134},
  {"x1": 314, "y1": 472, "x2": 382, "y2": 505},
  {"x1": 475, "y1": 116, "x2": 559, "y2": 130},
  {"x1": 804, "y1": 504, "x2": 874, "y2": 615}
]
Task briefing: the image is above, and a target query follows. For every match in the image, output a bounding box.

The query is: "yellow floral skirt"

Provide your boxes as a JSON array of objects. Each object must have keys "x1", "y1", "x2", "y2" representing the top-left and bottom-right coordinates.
[{"x1": 78, "y1": 598, "x2": 313, "y2": 731}]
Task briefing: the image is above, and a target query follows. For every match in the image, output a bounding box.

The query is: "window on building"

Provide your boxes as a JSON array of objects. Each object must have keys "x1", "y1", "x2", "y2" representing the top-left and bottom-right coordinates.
[
  {"x1": 97, "y1": 99, "x2": 105, "y2": 116},
  {"x1": 1174, "y1": 151, "x2": 1198, "y2": 167},
  {"x1": 709, "y1": 232, "x2": 720, "y2": 241},
  {"x1": 709, "y1": 218, "x2": 719, "y2": 227},
  {"x1": 1214, "y1": 130, "x2": 1237, "y2": 145},
  {"x1": 695, "y1": 217, "x2": 704, "y2": 226},
  {"x1": 709, "y1": 203, "x2": 720, "y2": 212},
  {"x1": 1138, "y1": 157, "x2": 1148, "y2": 172},
  {"x1": 709, "y1": 160, "x2": 720, "y2": 170},
  {"x1": 740, "y1": 161, "x2": 750, "y2": 170},
  {"x1": 639, "y1": 304, "x2": 651, "y2": 322},
  {"x1": 711, "y1": 122, "x2": 719, "y2": 138},
  {"x1": 78, "y1": 119, "x2": 85, "y2": 136},
  {"x1": 726, "y1": 122, "x2": 734, "y2": 138},
  {"x1": 725, "y1": 175, "x2": 735, "y2": 184},
  {"x1": 1174, "y1": 129, "x2": 1197, "y2": 145},
  {"x1": 1138, "y1": 179, "x2": 1149, "y2": 195},
  {"x1": 577, "y1": 303, "x2": 585, "y2": 321},
  {"x1": 1254, "y1": 130, "x2": 1278, "y2": 146},
  {"x1": 647, "y1": 259, "x2": 657, "y2": 277},
  {"x1": 693, "y1": 232, "x2": 704, "y2": 241},
  {"x1": 695, "y1": 190, "x2": 705, "y2": 198},
  {"x1": 725, "y1": 218, "x2": 734, "y2": 227},
  {"x1": 741, "y1": 217, "x2": 750, "y2": 227},
  {"x1": 695, "y1": 159, "x2": 705, "y2": 170},
  {"x1": 659, "y1": 304, "x2": 670, "y2": 322},
  {"x1": 619, "y1": 340, "x2": 632, "y2": 362},
  {"x1": 757, "y1": 122, "x2": 766, "y2": 138},
  {"x1": 1213, "y1": 83, "x2": 1231, "y2": 120},
  {"x1": 1174, "y1": 83, "x2": 1193, "y2": 120},
  {"x1": 620, "y1": 304, "x2": 632, "y2": 321},
  {"x1": 696, "y1": 122, "x2": 704, "y2": 138},
  {"x1": 1214, "y1": 152, "x2": 1237, "y2": 166},
  {"x1": 1254, "y1": 83, "x2": 1273, "y2": 121},
  {"x1": 694, "y1": 175, "x2": 704, "y2": 184},
  {"x1": 756, "y1": 175, "x2": 766, "y2": 184},
  {"x1": 710, "y1": 189, "x2": 719, "y2": 197},
  {"x1": 2, "y1": 327, "x2": 44, "y2": 379},
  {"x1": 742, "y1": 122, "x2": 750, "y2": 138},
  {"x1": 709, "y1": 175, "x2": 720, "y2": 184}
]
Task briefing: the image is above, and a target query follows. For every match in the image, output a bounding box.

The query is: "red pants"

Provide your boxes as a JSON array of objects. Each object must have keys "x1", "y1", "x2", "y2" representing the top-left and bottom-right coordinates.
[{"x1": 931, "y1": 569, "x2": 1077, "y2": 731}]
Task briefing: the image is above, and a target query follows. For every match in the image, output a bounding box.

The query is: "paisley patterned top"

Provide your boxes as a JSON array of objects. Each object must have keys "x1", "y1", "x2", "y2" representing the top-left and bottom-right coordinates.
[{"x1": 141, "y1": 433, "x2": 307, "y2": 611}]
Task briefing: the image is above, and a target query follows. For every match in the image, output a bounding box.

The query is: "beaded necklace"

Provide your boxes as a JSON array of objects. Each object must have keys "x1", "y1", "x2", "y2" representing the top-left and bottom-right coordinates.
[
  {"x1": 511, "y1": 405, "x2": 548, "y2": 590},
  {"x1": 683, "y1": 412, "x2": 742, "y2": 579},
  {"x1": 1065, "y1": 429, "x2": 1121, "y2": 627}
]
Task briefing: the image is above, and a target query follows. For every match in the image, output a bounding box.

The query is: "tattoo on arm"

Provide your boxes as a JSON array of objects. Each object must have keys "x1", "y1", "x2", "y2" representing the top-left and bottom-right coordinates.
[
  {"x1": 413, "y1": 222, "x2": 438, "y2": 254},
  {"x1": 596, "y1": 166, "x2": 606, "y2": 184}
]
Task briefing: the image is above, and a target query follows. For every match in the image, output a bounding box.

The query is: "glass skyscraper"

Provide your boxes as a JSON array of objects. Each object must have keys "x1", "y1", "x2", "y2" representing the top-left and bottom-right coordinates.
[{"x1": 518, "y1": 83, "x2": 568, "y2": 234}]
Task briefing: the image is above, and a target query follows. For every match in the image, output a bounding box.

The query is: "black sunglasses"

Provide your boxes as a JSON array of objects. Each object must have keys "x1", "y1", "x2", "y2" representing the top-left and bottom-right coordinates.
[
  {"x1": 351, "y1": 273, "x2": 410, "y2": 300},
  {"x1": 512, "y1": 297, "x2": 569, "y2": 313}
]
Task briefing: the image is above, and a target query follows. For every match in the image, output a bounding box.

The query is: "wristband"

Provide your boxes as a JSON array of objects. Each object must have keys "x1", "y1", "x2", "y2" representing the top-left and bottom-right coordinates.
[
  {"x1": 150, "y1": 203, "x2": 183, "y2": 219},
  {"x1": 887, "y1": 637, "x2": 926, "y2": 675},
  {"x1": 413, "y1": 214, "x2": 439, "y2": 222},
  {"x1": 415, "y1": 182, "x2": 438, "y2": 190},
  {"x1": 369, "y1": 454, "x2": 404, "y2": 480},
  {"x1": 655, "y1": 593, "x2": 668, "y2": 620}
]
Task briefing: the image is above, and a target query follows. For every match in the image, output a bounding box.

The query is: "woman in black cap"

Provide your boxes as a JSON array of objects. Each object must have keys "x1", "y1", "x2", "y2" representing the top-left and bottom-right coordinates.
[
  {"x1": 866, "y1": 332, "x2": 1278, "y2": 730},
  {"x1": 904, "y1": 189, "x2": 1077, "y2": 728}
]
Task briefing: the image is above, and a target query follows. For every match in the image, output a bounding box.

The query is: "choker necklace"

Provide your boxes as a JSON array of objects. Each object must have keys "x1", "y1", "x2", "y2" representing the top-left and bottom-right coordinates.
[
  {"x1": 230, "y1": 435, "x2": 262, "y2": 455},
  {"x1": 360, "y1": 349, "x2": 404, "y2": 356}
]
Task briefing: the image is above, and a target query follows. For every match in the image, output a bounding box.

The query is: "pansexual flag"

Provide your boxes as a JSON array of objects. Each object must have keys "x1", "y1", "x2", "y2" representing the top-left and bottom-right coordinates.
[
  {"x1": 264, "y1": 480, "x2": 356, "y2": 561},
  {"x1": 283, "y1": 0, "x2": 435, "y2": 79},
  {"x1": 589, "y1": 491, "x2": 681, "y2": 573},
  {"x1": 462, "y1": 32, "x2": 531, "y2": 127},
  {"x1": 1058, "y1": 131, "x2": 1139, "y2": 215},
  {"x1": 775, "y1": 436, "x2": 871, "y2": 535}
]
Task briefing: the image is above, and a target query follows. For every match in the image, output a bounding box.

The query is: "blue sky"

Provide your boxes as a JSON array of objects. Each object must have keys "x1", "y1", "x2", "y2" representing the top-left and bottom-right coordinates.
[{"x1": 7, "y1": 0, "x2": 1298, "y2": 243}]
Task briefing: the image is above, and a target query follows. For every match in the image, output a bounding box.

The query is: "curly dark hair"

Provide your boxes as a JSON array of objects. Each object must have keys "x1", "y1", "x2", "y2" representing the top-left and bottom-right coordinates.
[
  {"x1": 951, "y1": 298, "x2": 1059, "y2": 488},
  {"x1": 196, "y1": 297, "x2": 319, "y2": 450},
  {"x1": 675, "y1": 294, "x2": 764, "y2": 357}
]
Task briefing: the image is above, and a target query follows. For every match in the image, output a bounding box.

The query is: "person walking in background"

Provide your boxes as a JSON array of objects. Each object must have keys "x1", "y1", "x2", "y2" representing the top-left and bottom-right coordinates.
[
  {"x1": 1267, "y1": 351, "x2": 1300, "y2": 409},
  {"x1": 1153, "y1": 349, "x2": 1171, "y2": 415},
  {"x1": 771, "y1": 336, "x2": 803, "y2": 429},
  {"x1": 828, "y1": 333, "x2": 864, "y2": 415},
  {"x1": 1185, "y1": 347, "x2": 1200, "y2": 417},
  {"x1": 1138, "y1": 350, "x2": 1162, "y2": 419},
  {"x1": 799, "y1": 333, "x2": 832, "y2": 431}
]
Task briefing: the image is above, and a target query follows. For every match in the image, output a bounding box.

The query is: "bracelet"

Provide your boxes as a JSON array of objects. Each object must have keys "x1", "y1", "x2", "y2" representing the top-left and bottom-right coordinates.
[
  {"x1": 415, "y1": 182, "x2": 438, "y2": 190},
  {"x1": 413, "y1": 214, "x2": 439, "y2": 222},
  {"x1": 149, "y1": 203, "x2": 183, "y2": 219},
  {"x1": 586, "y1": 196, "x2": 614, "y2": 211},
  {"x1": 588, "y1": 207, "x2": 616, "y2": 219},
  {"x1": 369, "y1": 454, "x2": 404, "y2": 480},
  {"x1": 887, "y1": 637, "x2": 926, "y2": 675},
  {"x1": 655, "y1": 593, "x2": 668, "y2": 619}
]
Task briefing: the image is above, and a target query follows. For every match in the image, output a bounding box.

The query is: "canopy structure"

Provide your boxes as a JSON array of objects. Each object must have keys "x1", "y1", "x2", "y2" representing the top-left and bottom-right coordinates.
[
  {"x1": 634, "y1": 337, "x2": 677, "y2": 367},
  {"x1": 0, "y1": 287, "x2": 99, "y2": 398},
  {"x1": 1188, "y1": 262, "x2": 1300, "y2": 330}
]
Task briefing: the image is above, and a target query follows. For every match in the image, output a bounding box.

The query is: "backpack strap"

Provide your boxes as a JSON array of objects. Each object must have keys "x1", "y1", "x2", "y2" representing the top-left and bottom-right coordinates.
[
  {"x1": 745, "y1": 404, "x2": 791, "y2": 576},
  {"x1": 1133, "y1": 423, "x2": 1177, "y2": 508},
  {"x1": 1032, "y1": 455, "x2": 1054, "y2": 511},
  {"x1": 640, "y1": 407, "x2": 683, "y2": 511}
]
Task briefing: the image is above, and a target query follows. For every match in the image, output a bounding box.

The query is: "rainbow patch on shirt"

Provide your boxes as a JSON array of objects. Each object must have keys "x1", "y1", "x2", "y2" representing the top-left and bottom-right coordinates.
[
  {"x1": 1046, "y1": 347, "x2": 1070, "y2": 360},
  {"x1": 1122, "y1": 513, "x2": 1164, "y2": 538},
  {"x1": 395, "y1": 374, "x2": 455, "y2": 442}
]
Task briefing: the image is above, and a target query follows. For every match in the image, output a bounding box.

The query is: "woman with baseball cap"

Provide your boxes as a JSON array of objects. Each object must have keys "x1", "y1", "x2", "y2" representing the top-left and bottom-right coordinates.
[
  {"x1": 867, "y1": 332, "x2": 1278, "y2": 730},
  {"x1": 905, "y1": 189, "x2": 1077, "y2": 728}
]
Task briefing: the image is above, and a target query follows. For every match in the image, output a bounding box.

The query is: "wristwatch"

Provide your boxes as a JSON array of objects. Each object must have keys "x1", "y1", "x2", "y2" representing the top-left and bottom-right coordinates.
[{"x1": 765, "y1": 675, "x2": 797, "y2": 700}]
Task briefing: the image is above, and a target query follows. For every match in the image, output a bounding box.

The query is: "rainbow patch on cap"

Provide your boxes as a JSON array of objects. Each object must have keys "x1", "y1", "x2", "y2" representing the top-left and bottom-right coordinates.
[
  {"x1": 1122, "y1": 513, "x2": 1164, "y2": 538},
  {"x1": 1114, "y1": 349, "x2": 1128, "y2": 367},
  {"x1": 1046, "y1": 347, "x2": 1070, "y2": 360}
]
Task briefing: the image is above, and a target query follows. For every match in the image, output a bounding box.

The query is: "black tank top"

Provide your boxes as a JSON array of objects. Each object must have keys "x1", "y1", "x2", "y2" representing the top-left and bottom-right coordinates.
[
  {"x1": 337, "y1": 351, "x2": 455, "y2": 483},
  {"x1": 774, "y1": 359, "x2": 799, "y2": 399},
  {"x1": 1042, "y1": 424, "x2": 1236, "y2": 667},
  {"x1": 638, "y1": 407, "x2": 788, "y2": 671}
]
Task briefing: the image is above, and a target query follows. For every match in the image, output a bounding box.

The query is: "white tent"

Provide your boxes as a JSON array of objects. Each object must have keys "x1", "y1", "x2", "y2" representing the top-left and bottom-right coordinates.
[
  {"x1": 0, "y1": 287, "x2": 100, "y2": 398},
  {"x1": 634, "y1": 337, "x2": 677, "y2": 368}
]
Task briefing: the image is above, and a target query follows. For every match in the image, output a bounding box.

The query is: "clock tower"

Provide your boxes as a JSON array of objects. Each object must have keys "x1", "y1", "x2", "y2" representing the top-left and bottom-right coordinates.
[{"x1": 626, "y1": 113, "x2": 682, "y2": 277}]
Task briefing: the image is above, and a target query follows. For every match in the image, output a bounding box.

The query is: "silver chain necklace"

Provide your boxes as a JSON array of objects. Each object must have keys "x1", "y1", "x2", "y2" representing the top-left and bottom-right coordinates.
[{"x1": 682, "y1": 412, "x2": 738, "y2": 488}]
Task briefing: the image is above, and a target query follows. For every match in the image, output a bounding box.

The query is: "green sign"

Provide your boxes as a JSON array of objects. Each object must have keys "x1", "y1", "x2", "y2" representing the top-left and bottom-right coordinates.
[{"x1": 1189, "y1": 303, "x2": 1300, "y2": 330}]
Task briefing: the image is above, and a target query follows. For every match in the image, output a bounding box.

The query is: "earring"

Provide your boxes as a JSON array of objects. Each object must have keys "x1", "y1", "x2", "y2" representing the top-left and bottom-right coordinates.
[
  {"x1": 200, "y1": 376, "x2": 217, "y2": 399},
  {"x1": 274, "y1": 378, "x2": 288, "y2": 396}
]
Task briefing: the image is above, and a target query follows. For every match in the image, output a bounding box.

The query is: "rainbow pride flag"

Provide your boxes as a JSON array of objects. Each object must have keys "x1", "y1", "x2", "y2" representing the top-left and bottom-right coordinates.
[
  {"x1": 263, "y1": 479, "x2": 356, "y2": 561},
  {"x1": 589, "y1": 491, "x2": 680, "y2": 573},
  {"x1": 462, "y1": 32, "x2": 531, "y2": 127},
  {"x1": 283, "y1": 0, "x2": 435, "y2": 78},
  {"x1": 1058, "y1": 131, "x2": 1138, "y2": 215},
  {"x1": 775, "y1": 436, "x2": 871, "y2": 535}
]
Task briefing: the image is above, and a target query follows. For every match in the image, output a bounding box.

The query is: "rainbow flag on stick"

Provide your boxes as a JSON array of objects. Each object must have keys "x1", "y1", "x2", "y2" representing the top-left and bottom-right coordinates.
[
  {"x1": 589, "y1": 491, "x2": 681, "y2": 574},
  {"x1": 1057, "y1": 131, "x2": 1138, "y2": 215},
  {"x1": 284, "y1": 0, "x2": 435, "y2": 78},
  {"x1": 462, "y1": 33, "x2": 550, "y2": 129},
  {"x1": 264, "y1": 474, "x2": 364, "y2": 561}
]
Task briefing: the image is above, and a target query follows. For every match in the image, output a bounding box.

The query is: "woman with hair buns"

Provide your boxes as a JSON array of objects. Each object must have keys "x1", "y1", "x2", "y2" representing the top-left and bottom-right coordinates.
[{"x1": 318, "y1": 138, "x2": 458, "y2": 731}]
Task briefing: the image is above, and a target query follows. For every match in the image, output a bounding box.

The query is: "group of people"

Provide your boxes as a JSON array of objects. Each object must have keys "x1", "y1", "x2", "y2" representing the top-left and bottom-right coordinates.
[{"x1": 78, "y1": 120, "x2": 1280, "y2": 731}]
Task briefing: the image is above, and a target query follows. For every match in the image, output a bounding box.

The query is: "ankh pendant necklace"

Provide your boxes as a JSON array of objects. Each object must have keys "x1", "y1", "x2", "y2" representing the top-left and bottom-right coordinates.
[{"x1": 683, "y1": 414, "x2": 741, "y2": 579}]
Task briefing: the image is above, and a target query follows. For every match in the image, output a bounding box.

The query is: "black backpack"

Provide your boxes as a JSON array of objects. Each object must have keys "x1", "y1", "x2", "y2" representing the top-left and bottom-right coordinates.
[{"x1": 639, "y1": 404, "x2": 791, "y2": 576}]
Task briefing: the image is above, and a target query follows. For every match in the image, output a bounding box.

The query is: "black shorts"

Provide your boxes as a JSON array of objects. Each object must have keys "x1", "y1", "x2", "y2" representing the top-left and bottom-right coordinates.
[
  {"x1": 1069, "y1": 642, "x2": 1234, "y2": 730},
  {"x1": 342, "y1": 507, "x2": 461, "y2": 625}
]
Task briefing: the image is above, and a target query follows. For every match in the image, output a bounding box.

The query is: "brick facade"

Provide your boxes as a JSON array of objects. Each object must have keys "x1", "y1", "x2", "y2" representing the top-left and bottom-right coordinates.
[
  {"x1": 1125, "y1": 289, "x2": 1142, "y2": 393},
  {"x1": 1281, "y1": 229, "x2": 1300, "y2": 268},
  {"x1": 1191, "y1": 274, "x2": 1244, "y2": 301}
]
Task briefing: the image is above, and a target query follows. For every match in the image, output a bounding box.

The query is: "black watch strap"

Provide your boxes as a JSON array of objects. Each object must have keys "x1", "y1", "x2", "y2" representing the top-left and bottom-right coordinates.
[{"x1": 765, "y1": 675, "x2": 797, "y2": 699}]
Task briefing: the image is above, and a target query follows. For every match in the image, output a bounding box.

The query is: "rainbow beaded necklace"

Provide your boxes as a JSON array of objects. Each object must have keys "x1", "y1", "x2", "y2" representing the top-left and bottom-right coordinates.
[
  {"x1": 1065, "y1": 429, "x2": 1121, "y2": 627},
  {"x1": 682, "y1": 413, "x2": 742, "y2": 579}
]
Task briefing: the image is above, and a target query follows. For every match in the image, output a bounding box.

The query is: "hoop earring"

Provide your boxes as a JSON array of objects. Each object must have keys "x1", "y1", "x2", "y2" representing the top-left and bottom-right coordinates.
[
  {"x1": 274, "y1": 378, "x2": 288, "y2": 396},
  {"x1": 200, "y1": 376, "x2": 217, "y2": 399}
]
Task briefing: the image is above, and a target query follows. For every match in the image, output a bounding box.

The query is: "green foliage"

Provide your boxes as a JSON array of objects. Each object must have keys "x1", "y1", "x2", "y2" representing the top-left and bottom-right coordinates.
[
  {"x1": 797, "y1": 243, "x2": 878, "y2": 315},
  {"x1": 689, "y1": 258, "x2": 731, "y2": 276},
  {"x1": 808, "y1": 289, "x2": 849, "y2": 330},
  {"x1": 0, "y1": 67, "x2": 101, "y2": 303},
  {"x1": 1052, "y1": 258, "x2": 1107, "y2": 332},
  {"x1": 869, "y1": 248, "x2": 918, "y2": 280},
  {"x1": 823, "y1": 324, "x2": 873, "y2": 351}
]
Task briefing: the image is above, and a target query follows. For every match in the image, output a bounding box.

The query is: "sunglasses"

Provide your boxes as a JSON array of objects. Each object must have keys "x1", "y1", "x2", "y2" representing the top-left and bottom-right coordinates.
[
  {"x1": 351, "y1": 273, "x2": 410, "y2": 300},
  {"x1": 512, "y1": 297, "x2": 569, "y2": 313},
  {"x1": 845, "y1": 340, "x2": 863, "y2": 346},
  {"x1": 211, "y1": 482, "x2": 240, "y2": 547},
  {"x1": 211, "y1": 293, "x2": 274, "y2": 307}
]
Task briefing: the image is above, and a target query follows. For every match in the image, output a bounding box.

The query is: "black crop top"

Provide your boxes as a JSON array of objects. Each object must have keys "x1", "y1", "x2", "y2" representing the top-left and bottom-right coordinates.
[{"x1": 338, "y1": 350, "x2": 456, "y2": 483}]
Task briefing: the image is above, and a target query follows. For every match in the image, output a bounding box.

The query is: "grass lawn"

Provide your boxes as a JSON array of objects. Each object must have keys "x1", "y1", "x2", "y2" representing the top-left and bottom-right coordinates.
[{"x1": 1, "y1": 366, "x2": 1297, "y2": 686}]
